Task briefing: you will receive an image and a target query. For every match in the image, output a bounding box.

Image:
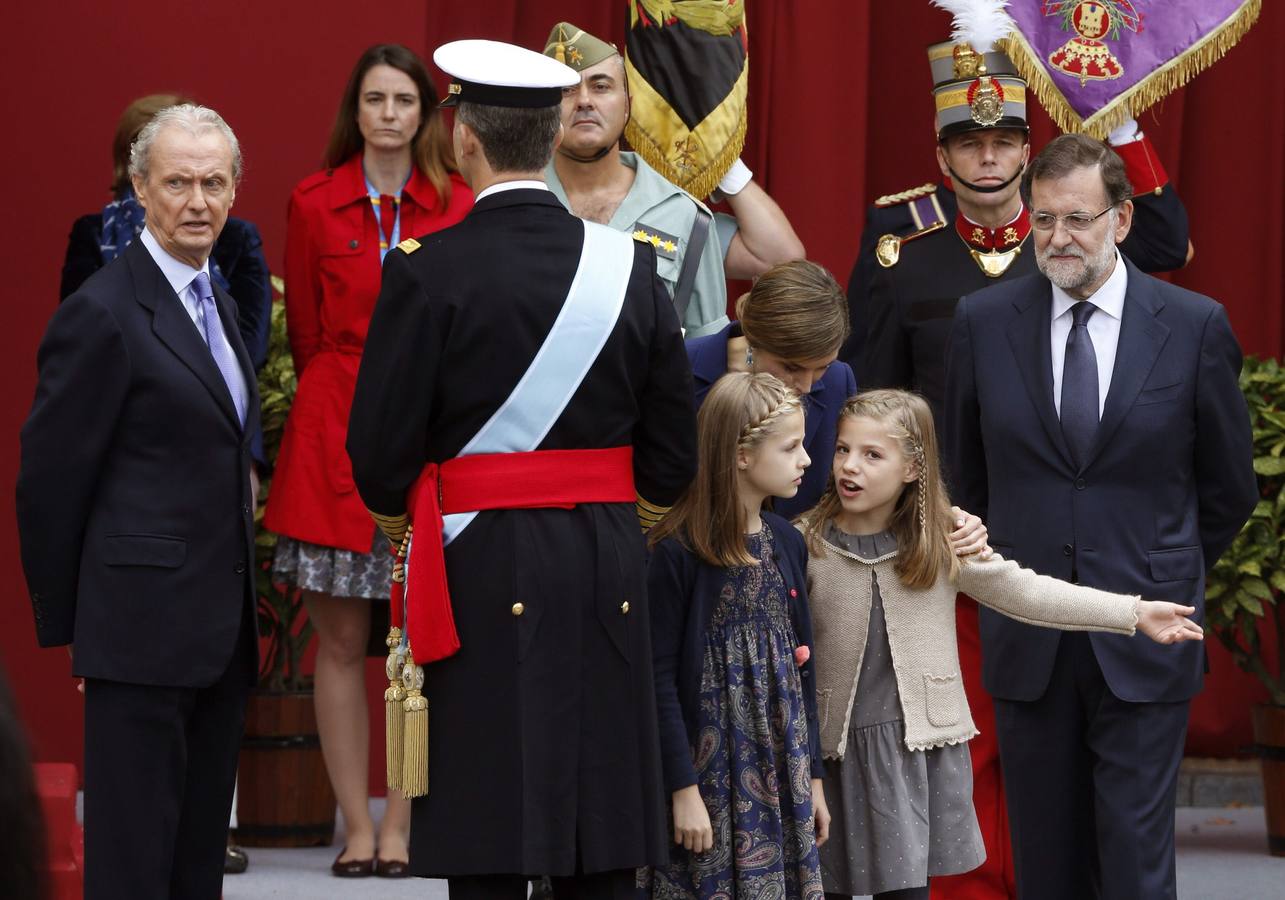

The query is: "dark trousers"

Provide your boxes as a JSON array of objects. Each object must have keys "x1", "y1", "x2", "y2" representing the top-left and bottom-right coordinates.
[
  {"x1": 448, "y1": 869, "x2": 635, "y2": 899},
  {"x1": 82, "y1": 611, "x2": 255, "y2": 900},
  {"x1": 993, "y1": 632, "x2": 1189, "y2": 900}
]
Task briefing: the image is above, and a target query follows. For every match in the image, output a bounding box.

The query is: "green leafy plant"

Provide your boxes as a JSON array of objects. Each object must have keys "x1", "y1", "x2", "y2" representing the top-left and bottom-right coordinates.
[
  {"x1": 254, "y1": 279, "x2": 313, "y2": 691},
  {"x1": 1205, "y1": 355, "x2": 1285, "y2": 706}
]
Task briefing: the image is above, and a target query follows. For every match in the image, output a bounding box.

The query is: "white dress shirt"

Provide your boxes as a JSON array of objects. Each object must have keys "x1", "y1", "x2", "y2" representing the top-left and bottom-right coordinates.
[
  {"x1": 474, "y1": 179, "x2": 550, "y2": 203},
  {"x1": 139, "y1": 227, "x2": 249, "y2": 414},
  {"x1": 1050, "y1": 250, "x2": 1127, "y2": 418}
]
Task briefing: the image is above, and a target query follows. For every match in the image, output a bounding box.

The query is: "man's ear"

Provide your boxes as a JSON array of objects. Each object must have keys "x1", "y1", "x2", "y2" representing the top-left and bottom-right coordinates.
[
  {"x1": 1113, "y1": 198, "x2": 1135, "y2": 245},
  {"x1": 552, "y1": 121, "x2": 564, "y2": 153},
  {"x1": 131, "y1": 174, "x2": 147, "y2": 208},
  {"x1": 935, "y1": 143, "x2": 950, "y2": 180}
]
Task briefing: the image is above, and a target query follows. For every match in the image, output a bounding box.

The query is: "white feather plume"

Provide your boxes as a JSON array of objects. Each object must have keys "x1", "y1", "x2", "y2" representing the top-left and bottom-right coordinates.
[{"x1": 929, "y1": 0, "x2": 1015, "y2": 54}]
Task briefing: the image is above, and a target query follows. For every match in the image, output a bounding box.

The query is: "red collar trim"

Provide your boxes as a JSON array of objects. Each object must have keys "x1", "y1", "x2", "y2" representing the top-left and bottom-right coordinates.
[{"x1": 955, "y1": 205, "x2": 1030, "y2": 251}]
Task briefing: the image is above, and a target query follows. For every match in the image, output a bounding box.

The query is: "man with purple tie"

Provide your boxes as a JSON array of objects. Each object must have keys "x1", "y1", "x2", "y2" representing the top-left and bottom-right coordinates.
[{"x1": 17, "y1": 104, "x2": 260, "y2": 900}]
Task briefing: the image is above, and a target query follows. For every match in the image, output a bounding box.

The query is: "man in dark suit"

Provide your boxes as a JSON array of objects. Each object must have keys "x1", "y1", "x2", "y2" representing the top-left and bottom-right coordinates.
[
  {"x1": 17, "y1": 104, "x2": 259, "y2": 900},
  {"x1": 945, "y1": 133, "x2": 1256, "y2": 900},
  {"x1": 347, "y1": 41, "x2": 697, "y2": 900}
]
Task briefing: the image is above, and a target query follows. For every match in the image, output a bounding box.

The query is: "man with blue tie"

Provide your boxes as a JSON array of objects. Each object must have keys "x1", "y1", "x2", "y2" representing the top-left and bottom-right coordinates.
[
  {"x1": 945, "y1": 133, "x2": 1256, "y2": 900},
  {"x1": 17, "y1": 104, "x2": 260, "y2": 900}
]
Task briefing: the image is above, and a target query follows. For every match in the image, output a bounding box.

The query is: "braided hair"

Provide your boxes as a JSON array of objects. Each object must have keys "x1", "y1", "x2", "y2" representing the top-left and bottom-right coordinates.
[
  {"x1": 650, "y1": 372, "x2": 802, "y2": 567},
  {"x1": 799, "y1": 389, "x2": 960, "y2": 589}
]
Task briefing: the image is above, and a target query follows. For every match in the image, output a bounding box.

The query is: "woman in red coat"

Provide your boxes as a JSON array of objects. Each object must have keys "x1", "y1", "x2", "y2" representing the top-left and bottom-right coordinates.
[{"x1": 264, "y1": 44, "x2": 471, "y2": 878}]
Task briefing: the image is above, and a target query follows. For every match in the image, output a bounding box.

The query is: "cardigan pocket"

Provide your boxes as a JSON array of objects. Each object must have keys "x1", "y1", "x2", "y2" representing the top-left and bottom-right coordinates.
[{"x1": 924, "y1": 673, "x2": 961, "y2": 727}]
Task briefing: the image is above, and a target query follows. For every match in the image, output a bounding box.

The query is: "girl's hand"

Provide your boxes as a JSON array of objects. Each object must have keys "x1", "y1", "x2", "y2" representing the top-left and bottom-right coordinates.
[
  {"x1": 811, "y1": 777, "x2": 831, "y2": 847},
  {"x1": 672, "y1": 784, "x2": 713, "y2": 853},
  {"x1": 1137, "y1": 600, "x2": 1205, "y2": 644},
  {"x1": 949, "y1": 506, "x2": 992, "y2": 559}
]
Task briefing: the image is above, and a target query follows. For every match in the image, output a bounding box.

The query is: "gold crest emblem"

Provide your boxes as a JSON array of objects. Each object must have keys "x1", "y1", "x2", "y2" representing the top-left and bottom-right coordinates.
[
  {"x1": 968, "y1": 75, "x2": 1005, "y2": 127},
  {"x1": 876, "y1": 234, "x2": 902, "y2": 269},
  {"x1": 952, "y1": 44, "x2": 982, "y2": 80}
]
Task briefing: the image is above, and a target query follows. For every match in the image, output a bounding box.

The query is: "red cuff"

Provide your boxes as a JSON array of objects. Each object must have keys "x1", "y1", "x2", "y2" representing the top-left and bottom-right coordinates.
[{"x1": 1114, "y1": 134, "x2": 1169, "y2": 196}]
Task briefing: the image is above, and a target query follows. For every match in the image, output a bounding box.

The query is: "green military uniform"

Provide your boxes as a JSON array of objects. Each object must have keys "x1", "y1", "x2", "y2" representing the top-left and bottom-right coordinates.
[
  {"x1": 545, "y1": 153, "x2": 734, "y2": 337},
  {"x1": 543, "y1": 21, "x2": 736, "y2": 338}
]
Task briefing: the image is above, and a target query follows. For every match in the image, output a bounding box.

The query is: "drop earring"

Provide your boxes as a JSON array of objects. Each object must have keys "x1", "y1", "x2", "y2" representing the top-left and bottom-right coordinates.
[{"x1": 745, "y1": 345, "x2": 755, "y2": 369}]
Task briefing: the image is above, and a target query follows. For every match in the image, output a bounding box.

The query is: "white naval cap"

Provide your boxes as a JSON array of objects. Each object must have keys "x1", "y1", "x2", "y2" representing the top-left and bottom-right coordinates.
[{"x1": 434, "y1": 39, "x2": 579, "y2": 109}]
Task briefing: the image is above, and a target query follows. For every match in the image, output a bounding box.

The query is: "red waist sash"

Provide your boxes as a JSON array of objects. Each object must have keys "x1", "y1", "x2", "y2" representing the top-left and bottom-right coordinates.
[{"x1": 397, "y1": 446, "x2": 636, "y2": 663}]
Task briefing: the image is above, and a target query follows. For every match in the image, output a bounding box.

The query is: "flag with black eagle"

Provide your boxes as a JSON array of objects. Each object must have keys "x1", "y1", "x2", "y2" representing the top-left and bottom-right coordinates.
[{"x1": 624, "y1": 0, "x2": 748, "y2": 199}]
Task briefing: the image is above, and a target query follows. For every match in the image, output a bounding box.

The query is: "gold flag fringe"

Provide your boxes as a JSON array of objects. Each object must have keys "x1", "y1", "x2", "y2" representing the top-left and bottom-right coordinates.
[
  {"x1": 626, "y1": 111, "x2": 747, "y2": 202},
  {"x1": 1001, "y1": 0, "x2": 1261, "y2": 139}
]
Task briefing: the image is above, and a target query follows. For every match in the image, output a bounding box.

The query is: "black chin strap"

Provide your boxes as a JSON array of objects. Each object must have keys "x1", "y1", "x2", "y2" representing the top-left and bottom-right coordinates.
[
  {"x1": 946, "y1": 163, "x2": 1024, "y2": 194},
  {"x1": 557, "y1": 144, "x2": 614, "y2": 164}
]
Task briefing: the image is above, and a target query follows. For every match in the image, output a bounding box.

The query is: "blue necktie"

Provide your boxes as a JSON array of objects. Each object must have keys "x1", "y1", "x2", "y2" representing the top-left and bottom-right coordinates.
[
  {"x1": 193, "y1": 272, "x2": 247, "y2": 426},
  {"x1": 1060, "y1": 300, "x2": 1098, "y2": 468}
]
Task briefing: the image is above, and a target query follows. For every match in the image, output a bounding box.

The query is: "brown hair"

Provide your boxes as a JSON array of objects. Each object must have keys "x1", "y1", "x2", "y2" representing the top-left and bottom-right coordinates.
[
  {"x1": 1021, "y1": 132, "x2": 1133, "y2": 208},
  {"x1": 111, "y1": 93, "x2": 194, "y2": 195},
  {"x1": 455, "y1": 101, "x2": 562, "y2": 174},
  {"x1": 800, "y1": 389, "x2": 959, "y2": 589},
  {"x1": 322, "y1": 44, "x2": 456, "y2": 210},
  {"x1": 737, "y1": 260, "x2": 850, "y2": 362},
  {"x1": 649, "y1": 373, "x2": 802, "y2": 567}
]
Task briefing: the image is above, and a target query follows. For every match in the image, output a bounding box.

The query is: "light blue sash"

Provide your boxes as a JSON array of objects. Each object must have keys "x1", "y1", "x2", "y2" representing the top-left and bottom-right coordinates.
[{"x1": 442, "y1": 220, "x2": 635, "y2": 545}]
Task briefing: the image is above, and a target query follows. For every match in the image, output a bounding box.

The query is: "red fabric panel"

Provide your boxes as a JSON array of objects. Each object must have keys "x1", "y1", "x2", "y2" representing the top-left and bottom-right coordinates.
[{"x1": 0, "y1": 0, "x2": 1279, "y2": 793}]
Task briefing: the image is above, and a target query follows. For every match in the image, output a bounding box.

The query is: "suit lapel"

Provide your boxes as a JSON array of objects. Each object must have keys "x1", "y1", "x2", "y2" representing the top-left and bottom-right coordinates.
[
  {"x1": 1005, "y1": 285, "x2": 1075, "y2": 470},
  {"x1": 127, "y1": 241, "x2": 242, "y2": 429},
  {"x1": 1081, "y1": 260, "x2": 1169, "y2": 470}
]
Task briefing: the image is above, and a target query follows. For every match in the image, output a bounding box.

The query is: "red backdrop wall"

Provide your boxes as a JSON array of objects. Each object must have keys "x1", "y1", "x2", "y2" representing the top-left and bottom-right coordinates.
[{"x1": 2, "y1": 1, "x2": 1281, "y2": 789}]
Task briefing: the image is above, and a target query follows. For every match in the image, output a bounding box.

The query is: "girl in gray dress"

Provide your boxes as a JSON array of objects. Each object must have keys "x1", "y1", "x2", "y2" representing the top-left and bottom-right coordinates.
[{"x1": 798, "y1": 390, "x2": 1205, "y2": 900}]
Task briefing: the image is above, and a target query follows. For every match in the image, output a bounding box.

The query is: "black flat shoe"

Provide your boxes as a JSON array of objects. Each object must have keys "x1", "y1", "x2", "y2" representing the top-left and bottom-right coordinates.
[
  {"x1": 224, "y1": 845, "x2": 249, "y2": 875},
  {"x1": 331, "y1": 848, "x2": 374, "y2": 877},
  {"x1": 374, "y1": 857, "x2": 410, "y2": 878}
]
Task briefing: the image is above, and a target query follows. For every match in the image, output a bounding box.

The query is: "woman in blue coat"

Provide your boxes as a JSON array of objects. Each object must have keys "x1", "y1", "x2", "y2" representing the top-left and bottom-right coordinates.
[{"x1": 686, "y1": 259, "x2": 856, "y2": 518}]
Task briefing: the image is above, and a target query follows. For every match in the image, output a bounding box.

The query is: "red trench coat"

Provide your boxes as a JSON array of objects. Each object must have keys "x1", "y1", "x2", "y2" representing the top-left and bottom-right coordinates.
[{"x1": 264, "y1": 154, "x2": 472, "y2": 551}]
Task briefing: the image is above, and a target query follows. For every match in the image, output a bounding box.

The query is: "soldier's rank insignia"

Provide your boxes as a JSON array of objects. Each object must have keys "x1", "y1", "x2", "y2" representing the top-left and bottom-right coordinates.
[{"x1": 631, "y1": 225, "x2": 680, "y2": 260}]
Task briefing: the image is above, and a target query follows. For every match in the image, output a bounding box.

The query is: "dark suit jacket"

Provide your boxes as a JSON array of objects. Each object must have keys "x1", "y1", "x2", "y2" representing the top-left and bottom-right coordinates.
[
  {"x1": 944, "y1": 256, "x2": 1256, "y2": 704},
  {"x1": 686, "y1": 323, "x2": 858, "y2": 519},
  {"x1": 18, "y1": 239, "x2": 260, "y2": 688}
]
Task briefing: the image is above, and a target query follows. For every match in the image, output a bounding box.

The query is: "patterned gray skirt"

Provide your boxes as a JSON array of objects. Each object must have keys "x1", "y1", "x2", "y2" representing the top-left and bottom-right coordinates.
[{"x1": 272, "y1": 528, "x2": 390, "y2": 600}]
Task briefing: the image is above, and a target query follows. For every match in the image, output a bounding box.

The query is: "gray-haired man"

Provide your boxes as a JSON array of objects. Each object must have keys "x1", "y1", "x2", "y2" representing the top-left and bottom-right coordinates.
[{"x1": 17, "y1": 104, "x2": 260, "y2": 900}]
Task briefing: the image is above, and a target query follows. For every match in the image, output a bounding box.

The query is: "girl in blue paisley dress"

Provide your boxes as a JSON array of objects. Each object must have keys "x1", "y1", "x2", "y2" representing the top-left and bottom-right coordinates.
[{"x1": 644, "y1": 372, "x2": 830, "y2": 899}]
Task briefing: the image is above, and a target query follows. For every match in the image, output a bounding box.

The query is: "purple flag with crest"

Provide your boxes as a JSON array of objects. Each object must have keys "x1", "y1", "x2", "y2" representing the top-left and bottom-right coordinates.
[{"x1": 1001, "y1": 0, "x2": 1262, "y2": 137}]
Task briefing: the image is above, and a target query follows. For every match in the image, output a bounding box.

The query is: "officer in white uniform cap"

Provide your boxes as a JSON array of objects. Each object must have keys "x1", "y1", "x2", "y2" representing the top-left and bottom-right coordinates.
[{"x1": 348, "y1": 37, "x2": 698, "y2": 900}]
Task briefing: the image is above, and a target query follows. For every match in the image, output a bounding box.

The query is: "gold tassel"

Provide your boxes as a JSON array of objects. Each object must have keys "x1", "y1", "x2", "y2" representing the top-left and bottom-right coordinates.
[
  {"x1": 556, "y1": 41, "x2": 566, "y2": 65},
  {"x1": 401, "y1": 654, "x2": 429, "y2": 798},
  {"x1": 1000, "y1": 0, "x2": 1262, "y2": 139},
  {"x1": 383, "y1": 626, "x2": 406, "y2": 791}
]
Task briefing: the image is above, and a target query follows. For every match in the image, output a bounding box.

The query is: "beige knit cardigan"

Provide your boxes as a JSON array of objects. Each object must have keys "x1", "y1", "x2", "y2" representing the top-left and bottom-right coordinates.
[{"x1": 804, "y1": 531, "x2": 1140, "y2": 758}]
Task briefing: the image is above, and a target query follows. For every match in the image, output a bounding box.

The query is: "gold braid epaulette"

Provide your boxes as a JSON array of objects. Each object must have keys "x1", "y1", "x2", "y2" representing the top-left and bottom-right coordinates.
[
  {"x1": 369, "y1": 509, "x2": 410, "y2": 546},
  {"x1": 874, "y1": 182, "x2": 937, "y2": 208},
  {"x1": 636, "y1": 494, "x2": 671, "y2": 533}
]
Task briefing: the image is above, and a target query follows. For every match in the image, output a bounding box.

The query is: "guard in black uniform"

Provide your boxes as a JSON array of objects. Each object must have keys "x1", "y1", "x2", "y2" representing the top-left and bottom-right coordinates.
[
  {"x1": 346, "y1": 40, "x2": 697, "y2": 900},
  {"x1": 844, "y1": 40, "x2": 1190, "y2": 430}
]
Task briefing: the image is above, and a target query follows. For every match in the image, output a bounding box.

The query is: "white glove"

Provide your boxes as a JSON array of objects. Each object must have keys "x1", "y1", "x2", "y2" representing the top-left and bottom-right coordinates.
[
  {"x1": 717, "y1": 157, "x2": 753, "y2": 196},
  {"x1": 1107, "y1": 116, "x2": 1143, "y2": 146}
]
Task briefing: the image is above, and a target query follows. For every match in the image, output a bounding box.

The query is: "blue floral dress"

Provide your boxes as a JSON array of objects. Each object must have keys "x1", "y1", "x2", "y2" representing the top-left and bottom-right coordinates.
[{"x1": 647, "y1": 528, "x2": 824, "y2": 899}]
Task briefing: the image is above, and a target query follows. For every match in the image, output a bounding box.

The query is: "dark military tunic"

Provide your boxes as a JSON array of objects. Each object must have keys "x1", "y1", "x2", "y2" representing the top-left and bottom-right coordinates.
[
  {"x1": 347, "y1": 187, "x2": 698, "y2": 877},
  {"x1": 842, "y1": 179, "x2": 1190, "y2": 431}
]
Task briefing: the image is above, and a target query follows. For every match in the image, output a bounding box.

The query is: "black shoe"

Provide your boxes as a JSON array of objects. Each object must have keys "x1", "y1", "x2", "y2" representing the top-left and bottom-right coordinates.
[{"x1": 224, "y1": 845, "x2": 249, "y2": 875}]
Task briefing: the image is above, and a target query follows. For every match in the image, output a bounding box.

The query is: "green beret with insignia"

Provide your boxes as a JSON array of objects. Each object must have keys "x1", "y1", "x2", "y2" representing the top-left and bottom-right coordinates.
[{"x1": 543, "y1": 22, "x2": 619, "y2": 72}]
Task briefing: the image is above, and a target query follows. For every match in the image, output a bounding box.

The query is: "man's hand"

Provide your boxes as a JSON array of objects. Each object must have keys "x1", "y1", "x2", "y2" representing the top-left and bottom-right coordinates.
[
  {"x1": 672, "y1": 784, "x2": 713, "y2": 853},
  {"x1": 67, "y1": 647, "x2": 84, "y2": 694},
  {"x1": 1137, "y1": 600, "x2": 1205, "y2": 644},
  {"x1": 949, "y1": 506, "x2": 992, "y2": 558},
  {"x1": 811, "y1": 777, "x2": 831, "y2": 847}
]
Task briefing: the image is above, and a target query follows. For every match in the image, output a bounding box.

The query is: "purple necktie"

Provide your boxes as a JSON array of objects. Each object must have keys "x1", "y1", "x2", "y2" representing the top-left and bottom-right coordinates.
[
  {"x1": 1060, "y1": 300, "x2": 1099, "y2": 468},
  {"x1": 193, "y1": 272, "x2": 247, "y2": 426}
]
